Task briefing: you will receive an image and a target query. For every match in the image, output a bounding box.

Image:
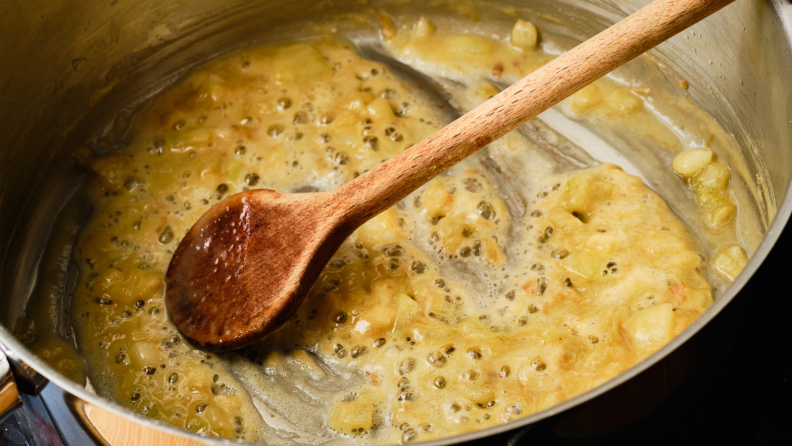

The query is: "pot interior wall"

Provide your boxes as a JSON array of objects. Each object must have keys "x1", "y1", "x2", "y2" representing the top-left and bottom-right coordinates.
[{"x1": 0, "y1": 0, "x2": 790, "y2": 438}]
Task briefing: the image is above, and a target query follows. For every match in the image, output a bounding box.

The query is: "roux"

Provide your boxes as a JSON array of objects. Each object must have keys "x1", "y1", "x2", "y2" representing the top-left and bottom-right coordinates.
[{"x1": 18, "y1": 14, "x2": 747, "y2": 445}]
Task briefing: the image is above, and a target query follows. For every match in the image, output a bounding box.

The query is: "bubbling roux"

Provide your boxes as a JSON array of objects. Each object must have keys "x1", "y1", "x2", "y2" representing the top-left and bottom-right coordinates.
[{"x1": 53, "y1": 16, "x2": 747, "y2": 446}]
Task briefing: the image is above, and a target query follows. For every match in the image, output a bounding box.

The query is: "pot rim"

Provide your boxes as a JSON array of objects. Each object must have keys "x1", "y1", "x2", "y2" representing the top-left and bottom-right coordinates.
[{"x1": 2, "y1": 0, "x2": 792, "y2": 444}]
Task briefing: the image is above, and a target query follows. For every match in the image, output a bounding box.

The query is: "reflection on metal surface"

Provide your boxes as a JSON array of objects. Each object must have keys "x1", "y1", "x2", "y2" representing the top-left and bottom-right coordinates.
[
  {"x1": 67, "y1": 394, "x2": 210, "y2": 446},
  {"x1": 0, "y1": 348, "x2": 22, "y2": 423}
]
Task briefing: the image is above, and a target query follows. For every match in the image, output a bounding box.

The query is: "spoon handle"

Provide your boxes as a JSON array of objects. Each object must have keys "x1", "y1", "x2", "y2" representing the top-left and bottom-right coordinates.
[{"x1": 333, "y1": 0, "x2": 735, "y2": 225}]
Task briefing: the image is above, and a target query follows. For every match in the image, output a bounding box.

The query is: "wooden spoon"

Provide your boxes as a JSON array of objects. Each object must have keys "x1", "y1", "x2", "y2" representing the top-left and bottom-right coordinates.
[{"x1": 165, "y1": 0, "x2": 735, "y2": 351}]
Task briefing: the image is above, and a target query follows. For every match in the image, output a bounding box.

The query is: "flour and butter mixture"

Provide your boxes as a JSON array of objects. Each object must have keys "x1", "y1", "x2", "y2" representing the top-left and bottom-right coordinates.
[{"x1": 28, "y1": 14, "x2": 750, "y2": 445}]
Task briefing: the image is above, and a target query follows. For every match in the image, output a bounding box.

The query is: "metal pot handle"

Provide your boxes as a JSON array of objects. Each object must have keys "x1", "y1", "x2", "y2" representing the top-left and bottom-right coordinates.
[
  {"x1": 0, "y1": 348, "x2": 22, "y2": 423},
  {"x1": 0, "y1": 342, "x2": 48, "y2": 422},
  {"x1": 0, "y1": 342, "x2": 48, "y2": 395}
]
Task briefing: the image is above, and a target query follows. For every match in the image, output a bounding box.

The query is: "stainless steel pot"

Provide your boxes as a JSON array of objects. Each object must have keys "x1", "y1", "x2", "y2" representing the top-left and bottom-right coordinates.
[{"x1": 2, "y1": 0, "x2": 791, "y2": 444}]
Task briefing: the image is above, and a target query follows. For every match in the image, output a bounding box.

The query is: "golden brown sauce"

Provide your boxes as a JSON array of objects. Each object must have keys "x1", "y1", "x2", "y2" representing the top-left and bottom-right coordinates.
[{"x1": 19, "y1": 14, "x2": 747, "y2": 445}]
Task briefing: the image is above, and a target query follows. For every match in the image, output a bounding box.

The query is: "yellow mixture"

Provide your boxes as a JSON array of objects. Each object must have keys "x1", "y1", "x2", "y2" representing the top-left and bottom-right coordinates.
[{"x1": 20, "y1": 14, "x2": 749, "y2": 445}]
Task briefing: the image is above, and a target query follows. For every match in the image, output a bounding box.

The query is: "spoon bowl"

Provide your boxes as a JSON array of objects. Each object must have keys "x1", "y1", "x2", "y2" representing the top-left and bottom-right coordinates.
[{"x1": 165, "y1": 190, "x2": 345, "y2": 350}]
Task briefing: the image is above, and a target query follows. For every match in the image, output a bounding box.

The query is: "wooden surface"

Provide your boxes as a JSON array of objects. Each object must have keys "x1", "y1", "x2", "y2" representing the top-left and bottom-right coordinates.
[
  {"x1": 72, "y1": 398, "x2": 210, "y2": 446},
  {"x1": 165, "y1": 0, "x2": 736, "y2": 351},
  {"x1": 0, "y1": 378, "x2": 21, "y2": 420},
  {"x1": 166, "y1": 190, "x2": 345, "y2": 350}
]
